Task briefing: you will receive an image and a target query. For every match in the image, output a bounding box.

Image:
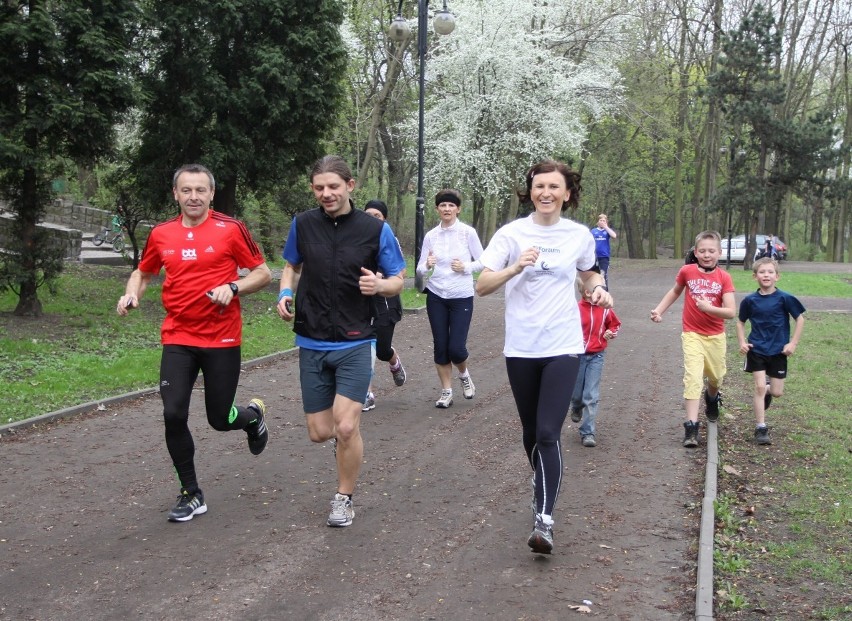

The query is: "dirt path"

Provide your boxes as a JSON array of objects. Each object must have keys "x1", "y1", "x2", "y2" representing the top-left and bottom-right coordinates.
[{"x1": 0, "y1": 260, "x2": 736, "y2": 620}]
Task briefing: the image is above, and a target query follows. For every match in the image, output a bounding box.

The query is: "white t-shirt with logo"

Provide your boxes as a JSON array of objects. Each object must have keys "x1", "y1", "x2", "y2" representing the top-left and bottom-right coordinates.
[{"x1": 479, "y1": 214, "x2": 596, "y2": 357}]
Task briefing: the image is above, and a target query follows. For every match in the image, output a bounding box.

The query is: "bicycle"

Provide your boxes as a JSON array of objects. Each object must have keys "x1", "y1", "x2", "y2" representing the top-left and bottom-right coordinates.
[{"x1": 92, "y1": 226, "x2": 125, "y2": 252}]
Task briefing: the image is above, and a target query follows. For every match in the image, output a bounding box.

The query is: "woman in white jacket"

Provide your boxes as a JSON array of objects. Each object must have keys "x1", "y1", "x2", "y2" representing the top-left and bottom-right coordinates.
[{"x1": 416, "y1": 189, "x2": 484, "y2": 409}]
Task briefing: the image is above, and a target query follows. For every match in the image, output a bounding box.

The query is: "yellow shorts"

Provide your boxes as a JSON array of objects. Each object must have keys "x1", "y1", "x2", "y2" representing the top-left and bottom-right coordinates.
[{"x1": 681, "y1": 332, "x2": 727, "y2": 400}]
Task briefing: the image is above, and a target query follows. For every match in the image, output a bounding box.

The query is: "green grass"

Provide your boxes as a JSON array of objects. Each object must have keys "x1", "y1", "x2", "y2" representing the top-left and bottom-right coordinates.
[
  {"x1": 724, "y1": 269, "x2": 852, "y2": 297},
  {"x1": 0, "y1": 263, "x2": 428, "y2": 425},
  {"x1": 716, "y1": 312, "x2": 851, "y2": 618}
]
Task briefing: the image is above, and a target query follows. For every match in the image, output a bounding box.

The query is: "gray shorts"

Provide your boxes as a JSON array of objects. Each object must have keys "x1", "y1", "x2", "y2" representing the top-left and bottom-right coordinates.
[{"x1": 299, "y1": 342, "x2": 374, "y2": 413}]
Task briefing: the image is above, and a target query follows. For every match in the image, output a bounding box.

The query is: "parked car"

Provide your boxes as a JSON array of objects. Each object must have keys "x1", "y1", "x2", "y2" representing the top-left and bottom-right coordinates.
[
  {"x1": 754, "y1": 234, "x2": 787, "y2": 261},
  {"x1": 732, "y1": 234, "x2": 787, "y2": 261},
  {"x1": 721, "y1": 238, "x2": 747, "y2": 263}
]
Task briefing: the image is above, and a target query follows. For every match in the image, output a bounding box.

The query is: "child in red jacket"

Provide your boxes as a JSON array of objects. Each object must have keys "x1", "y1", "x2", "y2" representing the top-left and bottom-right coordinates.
[{"x1": 569, "y1": 281, "x2": 621, "y2": 447}]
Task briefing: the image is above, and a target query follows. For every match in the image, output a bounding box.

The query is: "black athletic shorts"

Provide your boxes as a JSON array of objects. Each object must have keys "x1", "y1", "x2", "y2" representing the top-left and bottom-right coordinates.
[{"x1": 744, "y1": 350, "x2": 788, "y2": 379}]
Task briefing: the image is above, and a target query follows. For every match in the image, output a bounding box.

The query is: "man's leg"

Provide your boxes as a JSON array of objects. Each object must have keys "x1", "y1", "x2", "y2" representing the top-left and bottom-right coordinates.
[{"x1": 160, "y1": 346, "x2": 201, "y2": 492}]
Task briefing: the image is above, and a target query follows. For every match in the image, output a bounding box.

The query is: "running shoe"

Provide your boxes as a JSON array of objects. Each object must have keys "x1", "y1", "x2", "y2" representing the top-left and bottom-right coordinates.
[
  {"x1": 327, "y1": 493, "x2": 355, "y2": 527},
  {"x1": 390, "y1": 356, "x2": 407, "y2": 387},
  {"x1": 167, "y1": 488, "x2": 207, "y2": 522},
  {"x1": 704, "y1": 390, "x2": 722, "y2": 422},
  {"x1": 459, "y1": 374, "x2": 475, "y2": 399},
  {"x1": 683, "y1": 421, "x2": 700, "y2": 448},
  {"x1": 527, "y1": 516, "x2": 553, "y2": 554},
  {"x1": 246, "y1": 398, "x2": 269, "y2": 455},
  {"x1": 582, "y1": 434, "x2": 597, "y2": 448},
  {"x1": 570, "y1": 408, "x2": 582, "y2": 423},
  {"x1": 435, "y1": 389, "x2": 453, "y2": 408},
  {"x1": 362, "y1": 392, "x2": 376, "y2": 412},
  {"x1": 754, "y1": 426, "x2": 772, "y2": 445}
]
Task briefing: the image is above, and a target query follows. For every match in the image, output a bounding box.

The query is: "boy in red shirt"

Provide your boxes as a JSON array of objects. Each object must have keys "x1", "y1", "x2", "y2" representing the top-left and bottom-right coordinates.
[
  {"x1": 651, "y1": 231, "x2": 736, "y2": 447},
  {"x1": 570, "y1": 281, "x2": 621, "y2": 447}
]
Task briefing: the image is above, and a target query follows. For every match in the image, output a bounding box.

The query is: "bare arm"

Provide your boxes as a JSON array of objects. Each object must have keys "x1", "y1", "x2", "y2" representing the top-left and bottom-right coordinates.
[
  {"x1": 736, "y1": 320, "x2": 751, "y2": 353},
  {"x1": 360, "y1": 268, "x2": 406, "y2": 297},
  {"x1": 577, "y1": 269, "x2": 612, "y2": 308},
  {"x1": 475, "y1": 246, "x2": 540, "y2": 296},
  {"x1": 650, "y1": 284, "x2": 684, "y2": 322},
  {"x1": 695, "y1": 291, "x2": 737, "y2": 320},
  {"x1": 783, "y1": 314, "x2": 805, "y2": 356},
  {"x1": 117, "y1": 269, "x2": 155, "y2": 316},
  {"x1": 605, "y1": 225, "x2": 617, "y2": 239},
  {"x1": 206, "y1": 262, "x2": 272, "y2": 306},
  {"x1": 276, "y1": 262, "x2": 302, "y2": 321}
]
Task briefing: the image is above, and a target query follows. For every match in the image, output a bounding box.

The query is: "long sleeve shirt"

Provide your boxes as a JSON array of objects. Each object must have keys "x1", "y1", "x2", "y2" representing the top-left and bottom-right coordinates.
[{"x1": 416, "y1": 220, "x2": 484, "y2": 299}]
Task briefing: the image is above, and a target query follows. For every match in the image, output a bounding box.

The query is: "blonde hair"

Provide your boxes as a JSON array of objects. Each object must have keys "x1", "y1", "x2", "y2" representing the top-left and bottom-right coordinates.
[
  {"x1": 752, "y1": 257, "x2": 779, "y2": 273},
  {"x1": 694, "y1": 230, "x2": 722, "y2": 247}
]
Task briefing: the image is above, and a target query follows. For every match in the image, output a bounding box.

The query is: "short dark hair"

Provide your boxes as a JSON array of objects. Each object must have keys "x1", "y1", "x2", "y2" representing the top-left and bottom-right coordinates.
[{"x1": 173, "y1": 164, "x2": 215, "y2": 190}]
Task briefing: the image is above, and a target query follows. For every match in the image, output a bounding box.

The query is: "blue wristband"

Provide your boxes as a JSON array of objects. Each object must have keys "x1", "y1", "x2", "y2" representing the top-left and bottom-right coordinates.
[{"x1": 278, "y1": 288, "x2": 292, "y2": 302}]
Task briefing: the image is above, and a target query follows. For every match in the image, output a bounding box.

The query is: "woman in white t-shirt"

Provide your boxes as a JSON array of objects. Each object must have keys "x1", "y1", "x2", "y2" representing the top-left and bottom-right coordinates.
[
  {"x1": 416, "y1": 189, "x2": 484, "y2": 409},
  {"x1": 476, "y1": 160, "x2": 613, "y2": 555}
]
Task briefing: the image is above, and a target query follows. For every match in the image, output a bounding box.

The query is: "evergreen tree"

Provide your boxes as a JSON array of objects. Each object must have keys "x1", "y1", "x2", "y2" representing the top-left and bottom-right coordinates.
[
  {"x1": 0, "y1": 1, "x2": 137, "y2": 316},
  {"x1": 134, "y1": 0, "x2": 348, "y2": 217}
]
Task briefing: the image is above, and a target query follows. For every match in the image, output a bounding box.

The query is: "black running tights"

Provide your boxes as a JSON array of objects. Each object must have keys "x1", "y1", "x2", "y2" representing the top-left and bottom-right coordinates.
[
  {"x1": 160, "y1": 345, "x2": 254, "y2": 493},
  {"x1": 505, "y1": 354, "x2": 580, "y2": 518}
]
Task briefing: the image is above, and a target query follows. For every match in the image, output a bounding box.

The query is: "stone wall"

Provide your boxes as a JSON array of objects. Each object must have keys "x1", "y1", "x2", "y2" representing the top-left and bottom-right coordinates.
[
  {"x1": 44, "y1": 199, "x2": 112, "y2": 234},
  {"x1": 0, "y1": 213, "x2": 82, "y2": 260}
]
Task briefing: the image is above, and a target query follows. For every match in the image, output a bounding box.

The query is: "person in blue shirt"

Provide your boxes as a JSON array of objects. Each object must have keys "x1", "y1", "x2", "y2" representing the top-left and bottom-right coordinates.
[
  {"x1": 277, "y1": 156, "x2": 406, "y2": 527},
  {"x1": 590, "y1": 214, "x2": 617, "y2": 288},
  {"x1": 735, "y1": 258, "x2": 805, "y2": 446}
]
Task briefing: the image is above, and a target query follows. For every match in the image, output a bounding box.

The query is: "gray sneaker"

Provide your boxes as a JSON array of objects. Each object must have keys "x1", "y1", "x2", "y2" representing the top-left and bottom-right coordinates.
[
  {"x1": 246, "y1": 399, "x2": 269, "y2": 455},
  {"x1": 362, "y1": 392, "x2": 376, "y2": 412},
  {"x1": 390, "y1": 356, "x2": 407, "y2": 387},
  {"x1": 527, "y1": 516, "x2": 553, "y2": 554},
  {"x1": 582, "y1": 434, "x2": 597, "y2": 447},
  {"x1": 459, "y1": 374, "x2": 475, "y2": 399},
  {"x1": 754, "y1": 426, "x2": 772, "y2": 445},
  {"x1": 327, "y1": 493, "x2": 355, "y2": 527},
  {"x1": 570, "y1": 408, "x2": 582, "y2": 423},
  {"x1": 167, "y1": 488, "x2": 207, "y2": 522}
]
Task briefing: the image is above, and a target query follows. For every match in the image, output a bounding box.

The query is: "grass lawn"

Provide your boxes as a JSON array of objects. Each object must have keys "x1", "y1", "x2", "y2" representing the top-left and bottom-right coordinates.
[
  {"x1": 713, "y1": 313, "x2": 851, "y2": 618},
  {"x1": 0, "y1": 263, "x2": 429, "y2": 425}
]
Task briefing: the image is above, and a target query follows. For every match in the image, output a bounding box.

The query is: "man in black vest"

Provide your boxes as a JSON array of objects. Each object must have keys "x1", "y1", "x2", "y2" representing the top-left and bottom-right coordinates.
[{"x1": 277, "y1": 156, "x2": 406, "y2": 527}]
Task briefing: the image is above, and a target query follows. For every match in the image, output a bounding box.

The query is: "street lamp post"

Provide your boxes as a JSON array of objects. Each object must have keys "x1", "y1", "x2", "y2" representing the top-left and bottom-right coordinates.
[{"x1": 389, "y1": 0, "x2": 455, "y2": 292}]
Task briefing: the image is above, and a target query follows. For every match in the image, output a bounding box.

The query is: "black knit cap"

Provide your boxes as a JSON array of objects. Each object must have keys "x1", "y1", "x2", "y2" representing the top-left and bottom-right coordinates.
[{"x1": 364, "y1": 199, "x2": 388, "y2": 219}]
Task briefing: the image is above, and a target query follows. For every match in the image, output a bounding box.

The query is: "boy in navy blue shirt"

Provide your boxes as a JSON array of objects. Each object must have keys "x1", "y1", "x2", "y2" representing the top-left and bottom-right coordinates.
[{"x1": 735, "y1": 258, "x2": 805, "y2": 445}]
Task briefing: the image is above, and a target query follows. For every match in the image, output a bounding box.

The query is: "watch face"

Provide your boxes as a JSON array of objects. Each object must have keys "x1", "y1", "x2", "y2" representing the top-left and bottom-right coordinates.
[{"x1": 229, "y1": 283, "x2": 239, "y2": 295}]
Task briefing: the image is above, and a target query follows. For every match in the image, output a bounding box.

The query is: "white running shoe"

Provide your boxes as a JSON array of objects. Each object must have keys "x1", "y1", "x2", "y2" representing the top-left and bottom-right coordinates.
[
  {"x1": 459, "y1": 374, "x2": 475, "y2": 399},
  {"x1": 327, "y1": 493, "x2": 355, "y2": 527},
  {"x1": 435, "y1": 389, "x2": 453, "y2": 408}
]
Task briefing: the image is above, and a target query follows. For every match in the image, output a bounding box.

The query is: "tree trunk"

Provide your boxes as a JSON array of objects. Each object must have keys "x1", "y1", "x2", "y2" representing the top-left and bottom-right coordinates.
[
  {"x1": 216, "y1": 176, "x2": 238, "y2": 217},
  {"x1": 619, "y1": 199, "x2": 645, "y2": 259},
  {"x1": 356, "y1": 41, "x2": 407, "y2": 189}
]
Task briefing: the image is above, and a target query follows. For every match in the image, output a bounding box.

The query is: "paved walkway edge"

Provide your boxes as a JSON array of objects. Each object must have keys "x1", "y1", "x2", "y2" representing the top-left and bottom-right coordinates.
[
  {"x1": 0, "y1": 347, "x2": 299, "y2": 437},
  {"x1": 696, "y1": 420, "x2": 719, "y2": 620}
]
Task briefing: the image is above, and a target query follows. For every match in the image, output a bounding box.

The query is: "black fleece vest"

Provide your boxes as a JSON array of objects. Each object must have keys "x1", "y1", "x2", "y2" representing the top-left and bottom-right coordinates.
[{"x1": 293, "y1": 207, "x2": 384, "y2": 342}]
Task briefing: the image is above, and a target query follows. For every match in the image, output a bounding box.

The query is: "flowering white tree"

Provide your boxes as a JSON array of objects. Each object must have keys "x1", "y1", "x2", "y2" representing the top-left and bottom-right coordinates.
[{"x1": 411, "y1": 0, "x2": 630, "y2": 231}]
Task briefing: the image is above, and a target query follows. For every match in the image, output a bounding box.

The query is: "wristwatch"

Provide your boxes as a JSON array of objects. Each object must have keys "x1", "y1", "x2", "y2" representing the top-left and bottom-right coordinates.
[
  {"x1": 592, "y1": 284, "x2": 608, "y2": 293},
  {"x1": 228, "y1": 282, "x2": 239, "y2": 296}
]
